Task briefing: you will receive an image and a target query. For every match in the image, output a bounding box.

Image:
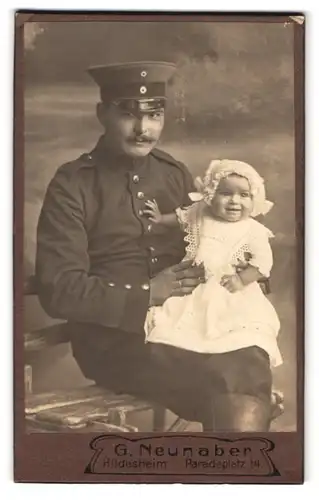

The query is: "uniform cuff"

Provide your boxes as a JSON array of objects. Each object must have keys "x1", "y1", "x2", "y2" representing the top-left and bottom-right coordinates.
[{"x1": 120, "y1": 283, "x2": 151, "y2": 334}]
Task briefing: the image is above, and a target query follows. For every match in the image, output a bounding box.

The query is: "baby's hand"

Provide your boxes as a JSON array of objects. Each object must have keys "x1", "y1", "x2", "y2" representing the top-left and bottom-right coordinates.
[
  {"x1": 235, "y1": 257, "x2": 250, "y2": 273},
  {"x1": 220, "y1": 273, "x2": 244, "y2": 293},
  {"x1": 143, "y1": 199, "x2": 163, "y2": 224}
]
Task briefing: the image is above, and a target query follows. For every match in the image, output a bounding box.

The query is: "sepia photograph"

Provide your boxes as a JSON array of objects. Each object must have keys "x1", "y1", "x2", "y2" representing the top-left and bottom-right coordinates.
[{"x1": 20, "y1": 16, "x2": 299, "y2": 440}]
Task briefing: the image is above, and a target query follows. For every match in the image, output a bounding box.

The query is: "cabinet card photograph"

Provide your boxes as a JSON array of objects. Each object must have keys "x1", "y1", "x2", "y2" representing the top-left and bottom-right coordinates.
[{"x1": 14, "y1": 12, "x2": 304, "y2": 483}]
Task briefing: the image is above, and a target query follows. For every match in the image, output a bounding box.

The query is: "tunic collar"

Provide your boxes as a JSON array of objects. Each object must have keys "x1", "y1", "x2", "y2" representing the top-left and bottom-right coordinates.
[{"x1": 89, "y1": 135, "x2": 149, "y2": 172}]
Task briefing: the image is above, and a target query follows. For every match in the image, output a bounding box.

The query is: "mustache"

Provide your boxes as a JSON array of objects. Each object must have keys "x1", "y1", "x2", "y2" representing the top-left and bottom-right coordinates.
[{"x1": 127, "y1": 135, "x2": 155, "y2": 144}]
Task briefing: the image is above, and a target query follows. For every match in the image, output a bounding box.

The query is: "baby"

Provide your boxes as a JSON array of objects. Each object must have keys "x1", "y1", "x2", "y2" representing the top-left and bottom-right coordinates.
[{"x1": 143, "y1": 159, "x2": 282, "y2": 368}]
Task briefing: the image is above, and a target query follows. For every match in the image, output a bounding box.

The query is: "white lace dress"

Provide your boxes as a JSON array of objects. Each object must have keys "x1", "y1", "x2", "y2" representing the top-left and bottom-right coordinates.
[{"x1": 145, "y1": 207, "x2": 282, "y2": 368}]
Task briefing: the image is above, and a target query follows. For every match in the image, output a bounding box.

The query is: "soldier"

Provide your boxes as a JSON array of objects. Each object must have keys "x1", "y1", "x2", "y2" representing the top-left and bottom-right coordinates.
[{"x1": 36, "y1": 61, "x2": 277, "y2": 431}]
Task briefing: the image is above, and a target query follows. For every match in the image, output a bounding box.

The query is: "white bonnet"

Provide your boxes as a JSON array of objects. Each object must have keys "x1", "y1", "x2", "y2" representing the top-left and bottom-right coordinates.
[{"x1": 189, "y1": 159, "x2": 273, "y2": 217}]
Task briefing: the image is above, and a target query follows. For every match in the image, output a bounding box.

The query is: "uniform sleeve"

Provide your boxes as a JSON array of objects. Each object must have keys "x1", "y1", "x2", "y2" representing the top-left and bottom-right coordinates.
[
  {"x1": 35, "y1": 168, "x2": 150, "y2": 333},
  {"x1": 180, "y1": 163, "x2": 196, "y2": 208},
  {"x1": 248, "y1": 223, "x2": 274, "y2": 278},
  {"x1": 175, "y1": 203, "x2": 200, "y2": 261}
]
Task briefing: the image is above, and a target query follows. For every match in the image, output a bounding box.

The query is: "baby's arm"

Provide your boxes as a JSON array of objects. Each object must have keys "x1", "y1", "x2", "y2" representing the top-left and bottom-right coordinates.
[
  {"x1": 237, "y1": 264, "x2": 264, "y2": 286},
  {"x1": 143, "y1": 199, "x2": 180, "y2": 228},
  {"x1": 221, "y1": 264, "x2": 267, "y2": 293},
  {"x1": 245, "y1": 226, "x2": 274, "y2": 280},
  {"x1": 221, "y1": 225, "x2": 274, "y2": 293}
]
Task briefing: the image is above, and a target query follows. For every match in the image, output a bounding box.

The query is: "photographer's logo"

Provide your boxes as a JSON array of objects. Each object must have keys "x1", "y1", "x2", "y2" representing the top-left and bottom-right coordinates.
[{"x1": 85, "y1": 435, "x2": 280, "y2": 476}]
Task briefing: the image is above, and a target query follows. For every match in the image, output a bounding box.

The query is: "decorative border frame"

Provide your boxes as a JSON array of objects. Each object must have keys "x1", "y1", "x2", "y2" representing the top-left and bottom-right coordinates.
[{"x1": 14, "y1": 11, "x2": 304, "y2": 484}]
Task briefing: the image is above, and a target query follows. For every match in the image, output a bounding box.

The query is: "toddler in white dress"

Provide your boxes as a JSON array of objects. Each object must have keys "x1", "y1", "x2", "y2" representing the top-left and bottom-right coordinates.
[{"x1": 144, "y1": 159, "x2": 282, "y2": 368}]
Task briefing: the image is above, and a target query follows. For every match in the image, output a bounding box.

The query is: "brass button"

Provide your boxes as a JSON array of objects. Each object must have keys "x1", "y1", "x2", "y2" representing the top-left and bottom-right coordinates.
[
  {"x1": 141, "y1": 70, "x2": 147, "y2": 77},
  {"x1": 147, "y1": 224, "x2": 152, "y2": 232},
  {"x1": 151, "y1": 257, "x2": 158, "y2": 264},
  {"x1": 149, "y1": 246, "x2": 155, "y2": 252},
  {"x1": 141, "y1": 283, "x2": 150, "y2": 291},
  {"x1": 108, "y1": 282, "x2": 115, "y2": 287},
  {"x1": 137, "y1": 191, "x2": 144, "y2": 200},
  {"x1": 125, "y1": 284, "x2": 132, "y2": 289},
  {"x1": 140, "y1": 85, "x2": 147, "y2": 94},
  {"x1": 138, "y1": 209, "x2": 144, "y2": 216},
  {"x1": 132, "y1": 174, "x2": 139, "y2": 183}
]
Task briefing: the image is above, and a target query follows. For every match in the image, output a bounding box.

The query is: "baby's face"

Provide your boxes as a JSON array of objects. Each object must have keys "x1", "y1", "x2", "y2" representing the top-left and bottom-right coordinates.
[{"x1": 209, "y1": 174, "x2": 253, "y2": 222}]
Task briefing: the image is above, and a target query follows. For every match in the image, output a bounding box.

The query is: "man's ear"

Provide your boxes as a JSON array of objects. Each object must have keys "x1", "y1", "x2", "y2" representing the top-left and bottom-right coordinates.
[{"x1": 96, "y1": 102, "x2": 107, "y2": 127}]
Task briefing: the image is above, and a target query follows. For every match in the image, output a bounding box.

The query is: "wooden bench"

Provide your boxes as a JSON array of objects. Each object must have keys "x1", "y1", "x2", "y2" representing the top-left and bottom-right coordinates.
[
  {"x1": 24, "y1": 276, "x2": 190, "y2": 432},
  {"x1": 24, "y1": 275, "x2": 282, "y2": 432}
]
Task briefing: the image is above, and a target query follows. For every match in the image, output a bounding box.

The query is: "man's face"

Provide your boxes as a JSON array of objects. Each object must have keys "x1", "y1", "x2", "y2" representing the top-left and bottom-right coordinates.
[{"x1": 97, "y1": 102, "x2": 165, "y2": 158}]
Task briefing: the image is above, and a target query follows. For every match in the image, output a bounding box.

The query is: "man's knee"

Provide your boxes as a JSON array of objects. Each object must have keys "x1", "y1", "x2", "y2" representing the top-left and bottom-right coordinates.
[
  {"x1": 203, "y1": 393, "x2": 271, "y2": 432},
  {"x1": 227, "y1": 393, "x2": 271, "y2": 431}
]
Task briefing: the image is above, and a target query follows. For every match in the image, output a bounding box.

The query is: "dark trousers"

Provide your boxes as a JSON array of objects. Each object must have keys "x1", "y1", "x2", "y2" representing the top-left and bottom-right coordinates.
[{"x1": 71, "y1": 326, "x2": 272, "y2": 431}]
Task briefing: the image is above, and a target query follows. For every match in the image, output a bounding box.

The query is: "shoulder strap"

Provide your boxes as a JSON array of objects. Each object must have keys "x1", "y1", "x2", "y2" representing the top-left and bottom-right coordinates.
[
  {"x1": 56, "y1": 153, "x2": 99, "y2": 234},
  {"x1": 150, "y1": 147, "x2": 181, "y2": 166},
  {"x1": 150, "y1": 148, "x2": 190, "y2": 176}
]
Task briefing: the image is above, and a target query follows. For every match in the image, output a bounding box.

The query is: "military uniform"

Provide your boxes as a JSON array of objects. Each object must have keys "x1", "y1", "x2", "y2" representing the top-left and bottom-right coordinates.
[
  {"x1": 36, "y1": 136, "x2": 194, "y2": 332},
  {"x1": 36, "y1": 62, "x2": 273, "y2": 428},
  {"x1": 36, "y1": 132, "x2": 201, "y2": 413}
]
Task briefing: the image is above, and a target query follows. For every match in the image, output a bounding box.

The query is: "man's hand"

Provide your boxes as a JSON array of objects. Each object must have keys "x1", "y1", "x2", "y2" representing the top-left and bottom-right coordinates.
[
  {"x1": 220, "y1": 273, "x2": 244, "y2": 293},
  {"x1": 149, "y1": 260, "x2": 205, "y2": 306}
]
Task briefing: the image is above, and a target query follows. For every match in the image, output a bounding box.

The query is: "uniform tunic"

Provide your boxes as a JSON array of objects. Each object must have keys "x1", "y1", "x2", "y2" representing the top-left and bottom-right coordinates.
[
  {"x1": 36, "y1": 136, "x2": 193, "y2": 336},
  {"x1": 36, "y1": 136, "x2": 272, "y2": 422}
]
